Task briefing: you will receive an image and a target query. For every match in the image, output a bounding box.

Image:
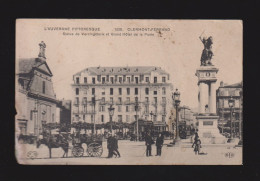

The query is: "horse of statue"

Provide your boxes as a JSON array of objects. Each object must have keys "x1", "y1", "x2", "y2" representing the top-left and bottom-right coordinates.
[
  {"x1": 199, "y1": 35, "x2": 214, "y2": 66},
  {"x1": 36, "y1": 134, "x2": 71, "y2": 158}
]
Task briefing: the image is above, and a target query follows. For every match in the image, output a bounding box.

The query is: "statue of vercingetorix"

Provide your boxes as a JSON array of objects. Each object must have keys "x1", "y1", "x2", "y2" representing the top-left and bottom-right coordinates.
[{"x1": 199, "y1": 34, "x2": 214, "y2": 66}]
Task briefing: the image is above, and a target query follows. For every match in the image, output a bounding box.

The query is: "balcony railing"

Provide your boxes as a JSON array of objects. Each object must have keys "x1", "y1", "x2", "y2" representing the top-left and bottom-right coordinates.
[
  {"x1": 143, "y1": 111, "x2": 150, "y2": 115},
  {"x1": 81, "y1": 110, "x2": 96, "y2": 114},
  {"x1": 73, "y1": 101, "x2": 80, "y2": 106},
  {"x1": 81, "y1": 101, "x2": 87, "y2": 105},
  {"x1": 72, "y1": 81, "x2": 169, "y2": 86},
  {"x1": 72, "y1": 110, "x2": 79, "y2": 114},
  {"x1": 115, "y1": 101, "x2": 123, "y2": 105},
  {"x1": 151, "y1": 101, "x2": 158, "y2": 106},
  {"x1": 143, "y1": 101, "x2": 150, "y2": 105},
  {"x1": 161, "y1": 101, "x2": 167, "y2": 105},
  {"x1": 159, "y1": 111, "x2": 167, "y2": 115},
  {"x1": 99, "y1": 101, "x2": 106, "y2": 105}
]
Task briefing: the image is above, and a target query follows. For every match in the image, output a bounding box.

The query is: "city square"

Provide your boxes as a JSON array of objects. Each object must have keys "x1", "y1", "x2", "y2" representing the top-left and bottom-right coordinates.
[
  {"x1": 18, "y1": 138, "x2": 242, "y2": 165},
  {"x1": 15, "y1": 20, "x2": 242, "y2": 165}
]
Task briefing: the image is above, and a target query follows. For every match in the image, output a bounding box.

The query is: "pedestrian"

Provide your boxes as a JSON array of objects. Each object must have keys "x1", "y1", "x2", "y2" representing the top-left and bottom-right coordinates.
[
  {"x1": 156, "y1": 133, "x2": 164, "y2": 156},
  {"x1": 107, "y1": 132, "x2": 113, "y2": 158},
  {"x1": 112, "y1": 133, "x2": 121, "y2": 158},
  {"x1": 192, "y1": 136, "x2": 201, "y2": 155},
  {"x1": 145, "y1": 132, "x2": 154, "y2": 157}
]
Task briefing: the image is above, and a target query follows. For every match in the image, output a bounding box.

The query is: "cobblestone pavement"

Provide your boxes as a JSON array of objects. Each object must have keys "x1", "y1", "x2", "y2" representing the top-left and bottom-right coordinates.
[{"x1": 16, "y1": 139, "x2": 242, "y2": 165}]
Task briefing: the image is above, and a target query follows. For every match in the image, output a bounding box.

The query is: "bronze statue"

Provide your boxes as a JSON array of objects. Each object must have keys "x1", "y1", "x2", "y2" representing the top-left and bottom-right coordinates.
[
  {"x1": 199, "y1": 34, "x2": 213, "y2": 66},
  {"x1": 38, "y1": 41, "x2": 46, "y2": 58}
]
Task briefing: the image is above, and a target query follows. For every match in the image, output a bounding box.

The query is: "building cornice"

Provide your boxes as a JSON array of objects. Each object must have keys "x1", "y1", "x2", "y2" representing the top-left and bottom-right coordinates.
[
  {"x1": 71, "y1": 83, "x2": 172, "y2": 87},
  {"x1": 27, "y1": 92, "x2": 59, "y2": 104}
]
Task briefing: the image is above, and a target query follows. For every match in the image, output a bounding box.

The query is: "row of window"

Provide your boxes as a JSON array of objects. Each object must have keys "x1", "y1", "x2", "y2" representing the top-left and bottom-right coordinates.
[
  {"x1": 74, "y1": 114, "x2": 166, "y2": 122},
  {"x1": 74, "y1": 96, "x2": 167, "y2": 105},
  {"x1": 218, "y1": 90, "x2": 241, "y2": 97},
  {"x1": 75, "y1": 87, "x2": 167, "y2": 95},
  {"x1": 217, "y1": 99, "x2": 240, "y2": 108},
  {"x1": 75, "y1": 104, "x2": 167, "y2": 113},
  {"x1": 75, "y1": 76, "x2": 167, "y2": 84}
]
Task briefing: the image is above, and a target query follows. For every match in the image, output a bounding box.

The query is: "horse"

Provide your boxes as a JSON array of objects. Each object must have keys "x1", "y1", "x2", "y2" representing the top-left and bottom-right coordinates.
[{"x1": 36, "y1": 134, "x2": 71, "y2": 158}]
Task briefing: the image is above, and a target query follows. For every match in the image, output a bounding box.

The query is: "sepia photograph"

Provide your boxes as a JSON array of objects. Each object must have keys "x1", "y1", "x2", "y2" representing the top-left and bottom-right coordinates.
[{"x1": 15, "y1": 19, "x2": 243, "y2": 165}]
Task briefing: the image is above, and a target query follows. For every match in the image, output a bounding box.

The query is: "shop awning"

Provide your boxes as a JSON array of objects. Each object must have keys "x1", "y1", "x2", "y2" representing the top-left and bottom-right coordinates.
[
  {"x1": 153, "y1": 121, "x2": 167, "y2": 127},
  {"x1": 130, "y1": 119, "x2": 153, "y2": 126}
]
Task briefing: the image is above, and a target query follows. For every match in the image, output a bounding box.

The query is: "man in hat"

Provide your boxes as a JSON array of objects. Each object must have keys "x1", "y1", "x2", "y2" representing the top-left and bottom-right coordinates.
[
  {"x1": 145, "y1": 132, "x2": 154, "y2": 157},
  {"x1": 112, "y1": 133, "x2": 121, "y2": 158},
  {"x1": 107, "y1": 132, "x2": 113, "y2": 158},
  {"x1": 155, "y1": 133, "x2": 164, "y2": 156}
]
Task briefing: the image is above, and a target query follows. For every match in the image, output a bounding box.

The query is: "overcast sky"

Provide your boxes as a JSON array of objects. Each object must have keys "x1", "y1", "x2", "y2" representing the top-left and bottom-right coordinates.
[{"x1": 16, "y1": 19, "x2": 242, "y2": 109}]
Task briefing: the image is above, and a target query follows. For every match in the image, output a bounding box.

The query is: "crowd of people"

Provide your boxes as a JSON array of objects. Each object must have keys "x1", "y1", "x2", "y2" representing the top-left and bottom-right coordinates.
[
  {"x1": 106, "y1": 131, "x2": 166, "y2": 158},
  {"x1": 33, "y1": 129, "x2": 201, "y2": 158}
]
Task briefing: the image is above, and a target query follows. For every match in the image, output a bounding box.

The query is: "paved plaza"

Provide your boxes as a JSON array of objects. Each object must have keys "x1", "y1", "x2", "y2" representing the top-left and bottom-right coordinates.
[{"x1": 17, "y1": 138, "x2": 242, "y2": 165}]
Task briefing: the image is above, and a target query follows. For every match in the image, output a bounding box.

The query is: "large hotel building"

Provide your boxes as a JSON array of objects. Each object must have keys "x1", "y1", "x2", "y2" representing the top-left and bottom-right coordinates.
[{"x1": 71, "y1": 66, "x2": 173, "y2": 131}]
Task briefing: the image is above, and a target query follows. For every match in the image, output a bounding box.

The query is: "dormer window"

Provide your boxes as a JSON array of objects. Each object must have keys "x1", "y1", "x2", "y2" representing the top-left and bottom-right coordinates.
[
  {"x1": 110, "y1": 77, "x2": 114, "y2": 84},
  {"x1": 162, "y1": 77, "x2": 166, "y2": 83},
  {"x1": 84, "y1": 77, "x2": 87, "y2": 83},
  {"x1": 154, "y1": 77, "x2": 157, "y2": 83},
  {"x1": 119, "y1": 77, "x2": 122, "y2": 83},
  {"x1": 127, "y1": 77, "x2": 130, "y2": 83},
  {"x1": 145, "y1": 77, "x2": 149, "y2": 83},
  {"x1": 76, "y1": 77, "x2": 79, "y2": 84},
  {"x1": 135, "y1": 77, "x2": 138, "y2": 84}
]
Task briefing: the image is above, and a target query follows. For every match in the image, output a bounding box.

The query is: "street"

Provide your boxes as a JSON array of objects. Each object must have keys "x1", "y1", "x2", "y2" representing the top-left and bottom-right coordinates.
[{"x1": 17, "y1": 138, "x2": 242, "y2": 165}]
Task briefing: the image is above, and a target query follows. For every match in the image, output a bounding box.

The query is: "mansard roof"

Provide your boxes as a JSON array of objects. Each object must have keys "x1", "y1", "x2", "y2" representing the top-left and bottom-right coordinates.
[
  {"x1": 223, "y1": 82, "x2": 243, "y2": 88},
  {"x1": 18, "y1": 57, "x2": 53, "y2": 76},
  {"x1": 74, "y1": 66, "x2": 169, "y2": 76}
]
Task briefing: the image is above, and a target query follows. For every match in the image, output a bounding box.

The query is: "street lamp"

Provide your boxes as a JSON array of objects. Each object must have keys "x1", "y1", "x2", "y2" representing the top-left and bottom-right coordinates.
[
  {"x1": 173, "y1": 89, "x2": 181, "y2": 143},
  {"x1": 134, "y1": 100, "x2": 140, "y2": 141},
  {"x1": 228, "y1": 96, "x2": 235, "y2": 139},
  {"x1": 108, "y1": 104, "x2": 115, "y2": 133}
]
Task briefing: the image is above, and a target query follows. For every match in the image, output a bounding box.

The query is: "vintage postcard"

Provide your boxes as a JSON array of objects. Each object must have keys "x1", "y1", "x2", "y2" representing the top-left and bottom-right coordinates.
[{"x1": 15, "y1": 19, "x2": 243, "y2": 165}]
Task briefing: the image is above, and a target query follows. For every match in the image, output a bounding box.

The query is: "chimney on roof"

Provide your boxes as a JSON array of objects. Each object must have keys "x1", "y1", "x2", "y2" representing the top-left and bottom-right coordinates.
[
  {"x1": 220, "y1": 81, "x2": 224, "y2": 87},
  {"x1": 38, "y1": 41, "x2": 46, "y2": 59}
]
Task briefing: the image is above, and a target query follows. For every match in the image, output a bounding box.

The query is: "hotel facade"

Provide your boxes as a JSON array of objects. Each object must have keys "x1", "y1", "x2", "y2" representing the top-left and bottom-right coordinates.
[{"x1": 71, "y1": 66, "x2": 174, "y2": 132}]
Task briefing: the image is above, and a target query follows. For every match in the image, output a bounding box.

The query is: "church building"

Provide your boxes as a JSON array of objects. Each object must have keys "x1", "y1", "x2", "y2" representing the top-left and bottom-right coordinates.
[{"x1": 16, "y1": 41, "x2": 59, "y2": 137}]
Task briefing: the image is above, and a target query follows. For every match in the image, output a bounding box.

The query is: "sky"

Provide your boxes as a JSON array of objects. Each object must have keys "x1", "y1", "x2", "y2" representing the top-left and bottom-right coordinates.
[{"x1": 16, "y1": 19, "x2": 243, "y2": 109}]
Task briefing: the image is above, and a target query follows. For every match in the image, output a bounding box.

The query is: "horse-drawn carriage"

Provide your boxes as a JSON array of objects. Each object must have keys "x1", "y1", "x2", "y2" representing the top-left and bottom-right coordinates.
[
  {"x1": 35, "y1": 122, "x2": 104, "y2": 158},
  {"x1": 71, "y1": 133, "x2": 103, "y2": 157}
]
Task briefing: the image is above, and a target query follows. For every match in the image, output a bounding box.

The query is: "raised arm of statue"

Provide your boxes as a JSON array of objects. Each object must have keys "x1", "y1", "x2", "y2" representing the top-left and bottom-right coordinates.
[
  {"x1": 199, "y1": 36, "x2": 203, "y2": 42},
  {"x1": 199, "y1": 30, "x2": 205, "y2": 43}
]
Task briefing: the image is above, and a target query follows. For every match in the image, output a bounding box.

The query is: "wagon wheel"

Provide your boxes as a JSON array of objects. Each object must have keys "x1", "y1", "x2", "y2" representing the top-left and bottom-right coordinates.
[
  {"x1": 72, "y1": 146, "x2": 84, "y2": 157},
  {"x1": 87, "y1": 143, "x2": 103, "y2": 157}
]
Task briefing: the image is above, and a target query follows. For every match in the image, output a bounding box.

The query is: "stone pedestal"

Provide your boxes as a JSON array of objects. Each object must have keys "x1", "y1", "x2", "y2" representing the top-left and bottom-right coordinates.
[
  {"x1": 196, "y1": 115, "x2": 226, "y2": 144},
  {"x1": 195, "y1": 66, "x2": 227, "y2": 144}
]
